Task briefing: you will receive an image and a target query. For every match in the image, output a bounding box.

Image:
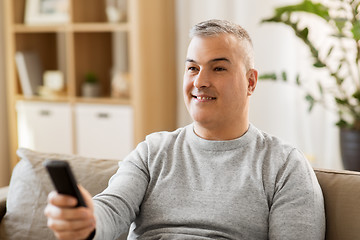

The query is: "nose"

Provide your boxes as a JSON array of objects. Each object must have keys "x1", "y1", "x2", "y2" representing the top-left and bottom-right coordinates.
[{"x1": 193, "y1": 69, "x2": 211, "y2": 89}]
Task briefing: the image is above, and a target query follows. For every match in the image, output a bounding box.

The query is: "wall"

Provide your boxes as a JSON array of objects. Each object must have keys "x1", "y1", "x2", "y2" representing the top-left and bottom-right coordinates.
[{"x1": 0, "y1": 0, "x2": 10, "y2": 187}]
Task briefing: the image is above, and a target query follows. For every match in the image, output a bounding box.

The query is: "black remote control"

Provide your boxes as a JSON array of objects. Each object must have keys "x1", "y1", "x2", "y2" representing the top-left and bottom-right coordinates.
[{"x1": 44, "y1": 159, "x2": 87, "y2": 207}]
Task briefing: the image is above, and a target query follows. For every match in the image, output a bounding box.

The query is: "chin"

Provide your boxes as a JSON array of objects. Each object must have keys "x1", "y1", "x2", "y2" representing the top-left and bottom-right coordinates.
[{"x1": 190, "y1": 112, "x2": 214, "y2": 126}]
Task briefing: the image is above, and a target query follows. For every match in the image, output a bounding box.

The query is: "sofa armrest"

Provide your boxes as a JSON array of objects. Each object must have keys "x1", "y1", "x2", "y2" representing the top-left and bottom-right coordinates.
[{"x1": 0, "y1": 186, "x2": 9, "y2": 222}]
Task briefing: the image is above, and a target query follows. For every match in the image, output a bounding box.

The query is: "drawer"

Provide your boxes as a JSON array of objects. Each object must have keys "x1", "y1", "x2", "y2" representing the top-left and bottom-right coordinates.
[
  {"x1": 16, "y1": 101, "x2": 73, "y2": 154},
  {"x1": 75, "y1": 104, "x2": 134, "y2": 159}
]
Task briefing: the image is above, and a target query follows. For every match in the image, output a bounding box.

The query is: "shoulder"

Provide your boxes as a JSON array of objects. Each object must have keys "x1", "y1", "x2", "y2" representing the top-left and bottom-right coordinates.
[
  {"x1": 249, "y1": 125, "x2": 312, "y2": 175},
  {"x1": 130, "y1": 124, "x2": 191, "y2": 158},
  {"x1": 250, "y1": 124, "x2": 296, "y2": 156},
  {"x1": 145, "y1": 125, "x2": 189, "y2": 147}
]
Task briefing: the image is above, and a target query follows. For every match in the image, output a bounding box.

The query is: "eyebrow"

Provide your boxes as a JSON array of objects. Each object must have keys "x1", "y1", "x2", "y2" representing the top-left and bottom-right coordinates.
[{"x1": 185, "y1": 57, "x2": 231, "y2": 64}]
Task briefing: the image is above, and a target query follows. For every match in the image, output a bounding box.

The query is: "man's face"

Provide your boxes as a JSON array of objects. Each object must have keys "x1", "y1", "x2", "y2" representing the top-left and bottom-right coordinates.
[{"x1": 183, "y1": 34, "x2": 256, "y2": 133}]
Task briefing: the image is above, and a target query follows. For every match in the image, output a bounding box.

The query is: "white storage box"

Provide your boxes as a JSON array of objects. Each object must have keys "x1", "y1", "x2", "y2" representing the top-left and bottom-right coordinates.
[
  {"x1": 16, "y1": 101, "x2": 73, "y2": 154},
  {"x1": 75, "y1": 103, "x2": 134, "y2": 159}
]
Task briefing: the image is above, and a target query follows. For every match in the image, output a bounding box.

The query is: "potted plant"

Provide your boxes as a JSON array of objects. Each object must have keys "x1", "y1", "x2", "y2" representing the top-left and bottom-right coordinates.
[
  {"x1": 260, "y1": 0, "x2": 360, "y2": 170},
  {"x1": 82, "y1": 72, "x2": 100, "y2": 97}
]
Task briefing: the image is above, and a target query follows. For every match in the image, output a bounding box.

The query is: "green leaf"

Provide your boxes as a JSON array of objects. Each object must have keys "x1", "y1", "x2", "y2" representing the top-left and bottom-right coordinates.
[
  {"x1": 326, "y1": 46, "x2": 334, "y2": 57},
  {"x1": 305, "y1": 94, "x2": 315, "y2": 112},
  {"x1": 261, "y1": 16, "x2": 283, "y2": 23},
  {"x1": 351, "y1": 20, "x2": 360, "y2": 41},
  {"x1": 318, "y1": 82, "x2": 324, "y2": 95},
  {"x1": 85, "y1": 72, "x2": 98, "y2": 84},
  {"x1": 299, "y1": 27, "x2": 309, "y2": 39},
  {"x1": 263, "y1": 0, "x2": 330, "y2": 23},
  {"x1": 296, "y1": 74, "x2": 301, "y2": 86},
  {"x1": 313, "y1": 61, "x2": 326, "y2": 68},
  {"x1": 333, "y1": 18, "x2": 347, "y2": 32},
  {"x1": 335, "y1": 97, "x2": 349, "y2": 105},
  {"x1": 281, "y1": 71, "x2": 287, "y2": 81},
  {"x1": 336, "y1": 119, "x2": 350, "y2": 128},
  {"x1": 353, "y1": 90, "x2": 360, "y2": 101},
  {"x1": 258, "y1": 73, "x2": 277, "y2": 80}
]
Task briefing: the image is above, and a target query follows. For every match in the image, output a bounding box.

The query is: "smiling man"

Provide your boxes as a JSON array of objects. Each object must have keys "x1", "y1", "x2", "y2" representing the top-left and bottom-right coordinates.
[{"x1": 45, "y1": 20, "x2": 325, "y2": 240}]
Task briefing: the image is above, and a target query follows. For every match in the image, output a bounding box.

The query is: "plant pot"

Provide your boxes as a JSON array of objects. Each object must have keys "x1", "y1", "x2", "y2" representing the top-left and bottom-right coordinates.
[
  {"x1": 81, "y1": 83, "x2": 100, "y2": 97},
  {"x1": 340, "y1": 128, "x2": 360, "y2": 171}
]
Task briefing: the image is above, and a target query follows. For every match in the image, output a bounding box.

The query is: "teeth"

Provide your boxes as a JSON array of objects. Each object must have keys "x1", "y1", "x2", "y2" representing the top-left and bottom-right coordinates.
[{"x1": 196, "y1": 96, "x2": 214, "y2": 100}]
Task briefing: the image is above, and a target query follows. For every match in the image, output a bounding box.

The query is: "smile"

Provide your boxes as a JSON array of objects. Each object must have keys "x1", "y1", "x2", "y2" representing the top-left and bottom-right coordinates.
[
  {"x1": 195, "y1": 96, "x2": 216, "y2": 100},
  {"x1": 192, "y1": 94, "x2": 216, "y2": 101}
]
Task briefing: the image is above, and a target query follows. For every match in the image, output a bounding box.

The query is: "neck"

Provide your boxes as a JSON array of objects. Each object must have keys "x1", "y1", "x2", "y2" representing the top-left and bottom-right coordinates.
[{"x1": 193, "y1": 120, "x2": 249, "y2": 140}]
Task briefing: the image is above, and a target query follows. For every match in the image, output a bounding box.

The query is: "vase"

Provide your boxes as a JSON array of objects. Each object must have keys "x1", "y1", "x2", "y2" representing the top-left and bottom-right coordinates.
[
  {"x1": 81, "y1": 83, "x2": 100, "y2": 97},
  {"x1": 340, "y1": 128, "x2": 360, "y2": 171}
]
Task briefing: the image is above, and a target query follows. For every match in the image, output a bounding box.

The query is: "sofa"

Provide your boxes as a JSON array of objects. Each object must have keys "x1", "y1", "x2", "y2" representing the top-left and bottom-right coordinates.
[{"x1": 0, "y1": 148, "x2": 360, "y2": 240}]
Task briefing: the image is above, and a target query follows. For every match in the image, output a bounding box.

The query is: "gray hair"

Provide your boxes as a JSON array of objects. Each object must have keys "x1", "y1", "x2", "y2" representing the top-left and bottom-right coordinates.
[{"x1": 189, "y1": 19, "x2": 254, "y2": 69}]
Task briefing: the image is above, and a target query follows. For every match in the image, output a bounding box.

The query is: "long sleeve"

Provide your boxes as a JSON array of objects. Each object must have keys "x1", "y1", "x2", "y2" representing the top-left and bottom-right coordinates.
[
  {"x1": 93, "y1": 141, "x2": 150, "y2": 240},
  {"x1": 268, "y1": 149, "x2": 325, "y2": 240}
]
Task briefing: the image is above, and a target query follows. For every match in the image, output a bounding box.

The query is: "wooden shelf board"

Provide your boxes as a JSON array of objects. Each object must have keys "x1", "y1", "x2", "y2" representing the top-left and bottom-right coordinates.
[
  {"x1": 13, "y1": 23, "x2": 129, "y2": 33},
  {"x1": 75, "y1": 96, "x2": 131, "y2": 105},
  {"x1": 15, "y1": 95, "x2": 131, "y2": 105},
  {"x1": 15, "y1": 94, "x2": 70, "y2": 102},
  {"x1": 13, "y1": 24, "x2": 69, "y2": 33},
  {"x1": 71, "y1": 23, "x2": 129, "y2": 32}
]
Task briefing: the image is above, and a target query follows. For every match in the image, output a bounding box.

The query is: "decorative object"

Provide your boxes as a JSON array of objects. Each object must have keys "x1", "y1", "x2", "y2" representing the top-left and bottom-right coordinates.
[
  {"x1": 38, "y1": 70, "x2": 66, "y2": 98},
  {"x1": 25, "y1": 0, "x2": 69, "y2": 25},
  {"x1": 111, "y1": 71, "x2": 130, "y2": 98},
  {"x1": 105, "y1": 0, "x2": 127, "y2": 23},
  {"x1": 43, "y1": 70, "x2": 64, "y2": 91},
  {"x1": 261, "y1": 0, "x2": 360, "y2": 170},
  {"x1": 15, "y1": 51, "x2": 43, "y2": 97},
  {"x1": 81, "y1": 72, "x2": 100, "y2": 97},
  {"x1": 340, "y1": 128, "x2": 360, "y2": 171}
]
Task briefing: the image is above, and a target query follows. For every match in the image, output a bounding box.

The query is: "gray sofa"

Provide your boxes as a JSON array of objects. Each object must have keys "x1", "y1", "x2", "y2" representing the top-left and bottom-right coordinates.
[{"x1": 1, "y1": 148, "x2": 360, "y2": 239}]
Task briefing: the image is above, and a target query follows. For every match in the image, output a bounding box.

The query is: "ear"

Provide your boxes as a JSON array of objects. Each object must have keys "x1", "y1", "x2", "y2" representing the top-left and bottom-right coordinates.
[{"x1": 246, "y1": 69, "x2": 258, "y2": 96}]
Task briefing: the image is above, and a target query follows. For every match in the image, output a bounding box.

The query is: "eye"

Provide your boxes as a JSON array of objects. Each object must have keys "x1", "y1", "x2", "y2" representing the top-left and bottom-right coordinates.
[
  {"x1": 187, "y1": 66, "x2": 199, "y2": 72},
  {"x1": 214, "y1": 67, "x2": 226, "y2": 71}
]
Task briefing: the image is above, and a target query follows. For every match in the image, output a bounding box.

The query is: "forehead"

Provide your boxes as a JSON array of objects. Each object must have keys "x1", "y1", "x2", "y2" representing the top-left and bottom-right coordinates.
[{"x1": 186, "y1": 34, "x2": 244, "y2": 63}]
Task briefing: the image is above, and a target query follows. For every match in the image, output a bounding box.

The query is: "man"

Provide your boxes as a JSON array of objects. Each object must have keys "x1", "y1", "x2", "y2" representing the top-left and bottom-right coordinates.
[{"x1": 45, "y1": 19, "x2": 325, "y2": 240}]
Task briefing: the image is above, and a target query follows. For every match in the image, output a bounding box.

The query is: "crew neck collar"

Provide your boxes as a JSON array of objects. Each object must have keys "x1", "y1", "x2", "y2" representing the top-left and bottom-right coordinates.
[{"x1": 186, "y1": 123, "x2": 256, "y2": 151}]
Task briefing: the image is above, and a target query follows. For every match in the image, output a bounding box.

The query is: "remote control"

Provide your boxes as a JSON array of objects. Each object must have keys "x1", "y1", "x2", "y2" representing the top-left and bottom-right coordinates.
[{"x1": 44, "y1": 159, "x2": 87, "y2": 207}]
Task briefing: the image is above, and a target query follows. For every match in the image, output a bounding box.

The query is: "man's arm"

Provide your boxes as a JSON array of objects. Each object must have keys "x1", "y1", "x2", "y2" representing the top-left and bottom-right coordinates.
[
  {"x1": 44, "y1": 140, "x2": 150, "y2": 240},
  {"x1": 269, "y1": 149, "x2": 325, "y2": 240},
  {"x1": 92, "y1": 141, "x2": 150, "y2": 239}
]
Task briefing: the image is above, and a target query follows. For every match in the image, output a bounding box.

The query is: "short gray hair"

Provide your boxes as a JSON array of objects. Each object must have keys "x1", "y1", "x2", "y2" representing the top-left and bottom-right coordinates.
[{"x1": 189, "y1": 19, "x2": 254, "y2": 69}]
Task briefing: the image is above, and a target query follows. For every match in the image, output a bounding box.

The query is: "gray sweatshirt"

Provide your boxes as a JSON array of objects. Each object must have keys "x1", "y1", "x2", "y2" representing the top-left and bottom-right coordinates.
[{"x1": 93, "y1": 124, "x2": 325, "y2": 239}]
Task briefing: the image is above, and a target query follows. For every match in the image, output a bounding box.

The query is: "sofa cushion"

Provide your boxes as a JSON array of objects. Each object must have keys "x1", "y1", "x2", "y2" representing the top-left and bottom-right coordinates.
[
  {"x1": 314, "y1": 168, "x2": 360, "y2": 240},
  {"x1": 0, "y1": 148, "x2": 120, "y2": 240}
]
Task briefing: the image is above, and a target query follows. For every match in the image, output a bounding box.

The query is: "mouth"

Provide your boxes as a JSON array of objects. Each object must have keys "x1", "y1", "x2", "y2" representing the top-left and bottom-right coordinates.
[{"x1": 192, "y1": 94, "x2": 216, "y2": 101}]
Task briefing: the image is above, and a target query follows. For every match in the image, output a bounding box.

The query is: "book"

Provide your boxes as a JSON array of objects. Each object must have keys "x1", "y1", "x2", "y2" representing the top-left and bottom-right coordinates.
[{"x1": 15, "y1": 51, "x2": 43, "y2": 97}]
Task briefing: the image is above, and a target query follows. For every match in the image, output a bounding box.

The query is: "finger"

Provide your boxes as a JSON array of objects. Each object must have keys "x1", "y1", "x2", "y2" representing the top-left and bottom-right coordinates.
[
  {"x1": 47, "y1": 191, "x2": 78, "y2": 207},
  {"x1": 47, "y1": 216, "x2": 95, "y2": 232},
  {"x1": 44, "y1": 204, "x2": 91, "y2": 220},
  {"x1": 53, "y1": 225, "x2": 95, "y2": 240}
]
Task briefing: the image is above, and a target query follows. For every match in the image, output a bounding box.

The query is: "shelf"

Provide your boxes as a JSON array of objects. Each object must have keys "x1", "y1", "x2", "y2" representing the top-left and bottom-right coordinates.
[
  {"x1": 13, "y1": 23, "x2": 130, "y2": 33},
  {"x1": 75, "y1": 97, "x2": 131, "y2": 105},
  {"x1": 72, "y1": 23, "x2": 129, "y2": 32},
  {"x1": 15, "y1": 95, "x2": 131, "y2": 105},
  {"x1": 15, "y1": 94, "x2": 70, "y2": 103},
  {"x1": 13, "y1": 24, "x2": 69, "y2": 33}
]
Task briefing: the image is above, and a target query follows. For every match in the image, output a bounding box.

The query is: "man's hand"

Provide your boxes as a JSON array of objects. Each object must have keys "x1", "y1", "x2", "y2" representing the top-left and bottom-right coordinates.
[{"x1": 44, "y1": 185, "x2": 96, "y2": 240}]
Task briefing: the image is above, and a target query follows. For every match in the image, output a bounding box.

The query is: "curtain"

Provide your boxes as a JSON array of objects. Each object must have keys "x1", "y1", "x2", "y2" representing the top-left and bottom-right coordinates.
[{"x1": 175, "y1": 0, "x2": 343, "y2": 170}]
